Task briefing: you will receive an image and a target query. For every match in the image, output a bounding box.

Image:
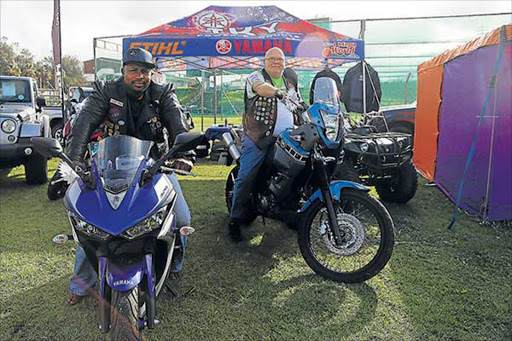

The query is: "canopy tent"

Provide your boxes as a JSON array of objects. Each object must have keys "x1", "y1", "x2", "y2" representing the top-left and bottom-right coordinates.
[
  {"x1": 413, "y1": 25, "x2": 511, "y2": 221},
  {"x1": 122, "y1": 5, "x2": 364, "y2": 71}
]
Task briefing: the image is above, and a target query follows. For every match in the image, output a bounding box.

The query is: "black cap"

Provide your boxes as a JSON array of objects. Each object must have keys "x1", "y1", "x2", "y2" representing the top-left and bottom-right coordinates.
[{"x1": 123, "y1": 47, "x2": 156, "y2": 69}]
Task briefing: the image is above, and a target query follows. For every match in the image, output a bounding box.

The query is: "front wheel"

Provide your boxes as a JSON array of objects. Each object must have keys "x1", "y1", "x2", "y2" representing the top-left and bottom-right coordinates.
[
  {"x1": 110, "y1": 287, "x2": 142, "y2": 341},
  {"x1": 298, "y1": 189, "x2": 394, "y2": 283}
]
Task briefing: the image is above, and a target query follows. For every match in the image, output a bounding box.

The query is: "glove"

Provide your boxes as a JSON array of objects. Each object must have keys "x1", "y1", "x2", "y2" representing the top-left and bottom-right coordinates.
[
  {"x1": 274, "y1": 89, "x2": 284, "y2": 100},
  {"x1": 170, "y1": 158, "x2": 193, "y2": 172}
]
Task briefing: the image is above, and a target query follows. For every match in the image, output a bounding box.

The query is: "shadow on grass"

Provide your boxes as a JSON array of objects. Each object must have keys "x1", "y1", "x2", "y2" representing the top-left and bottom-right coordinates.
[{"x1": 1, "y1": 275, "x2": 106, "y2": 341}]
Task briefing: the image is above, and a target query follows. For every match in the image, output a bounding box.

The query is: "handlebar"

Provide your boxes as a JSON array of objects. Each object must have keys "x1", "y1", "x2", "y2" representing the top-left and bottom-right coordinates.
[{"x1": 161, "y1": 166, "x2": 197, "y2": 177}]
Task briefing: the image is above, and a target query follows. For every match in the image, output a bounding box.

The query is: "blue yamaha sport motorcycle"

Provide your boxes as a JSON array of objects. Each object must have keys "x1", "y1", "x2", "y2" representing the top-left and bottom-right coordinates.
[
  {"x1": 32, "y1": 132, "x2": 203, "y2": 341},
  {"x1": 224, "y1": 77, "x2": 394, "y2": 283}
]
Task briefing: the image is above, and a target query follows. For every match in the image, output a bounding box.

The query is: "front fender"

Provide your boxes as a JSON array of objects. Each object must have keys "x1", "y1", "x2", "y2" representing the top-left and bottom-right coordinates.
[
  {"x1": 104, "y1": 254, "x2": 154, "y2": 296},
  {"x1": 299, "y1": 180, "x2": 369, "y2": 213}
]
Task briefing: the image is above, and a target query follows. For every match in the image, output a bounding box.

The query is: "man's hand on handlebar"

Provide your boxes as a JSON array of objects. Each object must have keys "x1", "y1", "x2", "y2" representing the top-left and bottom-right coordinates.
[{"x1": 274, "y1": 89, "x2": 285, "y2": 101}]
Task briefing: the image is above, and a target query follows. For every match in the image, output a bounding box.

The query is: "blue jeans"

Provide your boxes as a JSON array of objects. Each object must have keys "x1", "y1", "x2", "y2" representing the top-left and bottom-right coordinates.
[
  {"x1": 69, "y1": 173, "x2": 191, "y2": 295},
  {"x1": 230, "y1": 134, "x2": 270, "y2": 222}
]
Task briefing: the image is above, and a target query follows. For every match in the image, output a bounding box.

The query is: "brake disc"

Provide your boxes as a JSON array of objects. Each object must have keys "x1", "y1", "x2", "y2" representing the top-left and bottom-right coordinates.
[{"x1": 319, "y1": 213, "x2": 365, "y2": 256}]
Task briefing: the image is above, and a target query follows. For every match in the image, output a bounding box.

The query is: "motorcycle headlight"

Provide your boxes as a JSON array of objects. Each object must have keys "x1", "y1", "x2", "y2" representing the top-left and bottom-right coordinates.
[
  {"x1": 319, "y1": 110, "x2": 341, "y2": 141},
  {"x1": 121, "y1": 208, "x2": 166, "y2": 240},
  {"x1": 1, "y1": 119, "x2": 16, "y2": 133},
  {"x1": 68, "y1": 212, "x2": 109, "y2": 240}
]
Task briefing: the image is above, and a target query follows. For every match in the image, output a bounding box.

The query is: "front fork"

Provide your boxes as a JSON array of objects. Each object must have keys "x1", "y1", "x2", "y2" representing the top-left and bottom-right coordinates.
[{"x1": 314, "y1": 158, "x2": 346, "y2": 245}]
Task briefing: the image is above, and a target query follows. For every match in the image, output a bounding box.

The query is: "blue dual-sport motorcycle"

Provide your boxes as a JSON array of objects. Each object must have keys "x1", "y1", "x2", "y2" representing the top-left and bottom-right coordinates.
[
  {"x1": 32, "y1": 132, "x2": 204, "y2": 341},
  {"x1": 224, "y1": 77, "x2": 394, "y2": 283}
]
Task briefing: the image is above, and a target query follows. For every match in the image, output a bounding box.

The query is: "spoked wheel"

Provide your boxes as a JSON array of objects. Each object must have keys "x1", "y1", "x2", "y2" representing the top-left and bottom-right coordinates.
[
  {"x1": 225, "y1": 166, "x2": 239, "y2": 213},
  {"x1": 225, "y1": 166, "x2": 257, "y2": 224},
  {"x1": 298, "y1": 189, "x2": 394, "y2": 283},
  {"x1": 110, "y1": 287, "x2": 142, "y2": 341}
]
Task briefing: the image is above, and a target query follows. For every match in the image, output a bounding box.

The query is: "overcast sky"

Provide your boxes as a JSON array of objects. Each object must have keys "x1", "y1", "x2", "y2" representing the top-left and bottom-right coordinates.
[{"x1": 1, "y1": 0, "x2": 511, "y2": 61}]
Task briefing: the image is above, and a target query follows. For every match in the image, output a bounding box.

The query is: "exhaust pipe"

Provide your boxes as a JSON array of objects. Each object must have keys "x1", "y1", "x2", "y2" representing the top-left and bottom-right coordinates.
[{"x1": 222, "y1": 132, "x2": 240, "y2": 162}]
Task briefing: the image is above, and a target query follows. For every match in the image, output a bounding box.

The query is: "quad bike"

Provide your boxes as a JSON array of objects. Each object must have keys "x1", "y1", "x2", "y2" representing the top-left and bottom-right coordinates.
[{"x1": 333, "y1": 111, "x2": 418, "y2": 204}]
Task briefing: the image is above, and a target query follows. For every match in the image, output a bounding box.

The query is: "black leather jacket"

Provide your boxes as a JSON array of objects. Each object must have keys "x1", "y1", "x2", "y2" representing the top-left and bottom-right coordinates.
[{"x1": 67, "y1": 77, "x2": 189, "y2": 161}]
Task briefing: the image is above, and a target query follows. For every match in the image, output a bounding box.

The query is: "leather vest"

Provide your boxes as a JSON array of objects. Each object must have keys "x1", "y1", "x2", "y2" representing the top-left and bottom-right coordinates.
[{"x1": 243, "y1": 69, "x2": 296, "y2": 150}]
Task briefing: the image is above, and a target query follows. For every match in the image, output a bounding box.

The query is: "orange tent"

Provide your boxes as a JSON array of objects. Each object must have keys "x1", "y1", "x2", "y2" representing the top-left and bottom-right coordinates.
[{"x1": 413, "y1": 25, "x2": 512, "y2": 181}]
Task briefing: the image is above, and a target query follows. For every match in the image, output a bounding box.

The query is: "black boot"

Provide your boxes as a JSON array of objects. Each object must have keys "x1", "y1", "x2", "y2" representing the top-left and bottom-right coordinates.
[{"x1": 228, "y1": 221, "x2": 242, "y2": 242}]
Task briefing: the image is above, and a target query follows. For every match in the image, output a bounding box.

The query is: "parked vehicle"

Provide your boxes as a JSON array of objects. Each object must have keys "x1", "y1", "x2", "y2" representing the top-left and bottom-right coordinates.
[
  {"x1": 367, "y1": 102, "x2": 416, "y2": 135},
  {"x1": 31, "y1": 132, "x2": 203, "y2": 340},
  {"x1": 0, "y1": 76, "x2": 50, "y2": 184},
  {"x1": 222, "y1": 78, "x2": 394, "y2": 283},
  {"x1": 334, "y1": 109, "x2": 418, "y2": 204}
]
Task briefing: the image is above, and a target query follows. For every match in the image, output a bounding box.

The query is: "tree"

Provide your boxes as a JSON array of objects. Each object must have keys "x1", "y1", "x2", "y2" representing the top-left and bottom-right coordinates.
[
  {"x1": 1, "y1": 37, "x2": 86, "y2": 88},
  {"x1": 62, "y1": 55, "x2": 86, "y2": 86},
  {"x1": 0, "y1": 37, "x2": 37, "y2": 77}
]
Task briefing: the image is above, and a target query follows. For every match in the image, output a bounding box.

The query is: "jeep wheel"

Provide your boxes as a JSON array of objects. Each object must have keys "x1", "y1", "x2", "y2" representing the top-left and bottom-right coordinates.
[
  {"x1": 375, "y1": 160, "x2": 417, "y2": 203},
  {"x1": 25, "y1": 154, "x2": 48, "y2": 185},
  {"x1": 332, "y1": 158, "x2": 361, "y2": 183},
  {"x1": 52, "y1": 123, "x2": 64, "y2": 144}
]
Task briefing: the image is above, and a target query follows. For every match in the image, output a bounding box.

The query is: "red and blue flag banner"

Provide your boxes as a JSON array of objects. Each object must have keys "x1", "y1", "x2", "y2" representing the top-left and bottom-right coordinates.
[{"x1": 123, "y1": 6, "x2": 364, "y2": 70}]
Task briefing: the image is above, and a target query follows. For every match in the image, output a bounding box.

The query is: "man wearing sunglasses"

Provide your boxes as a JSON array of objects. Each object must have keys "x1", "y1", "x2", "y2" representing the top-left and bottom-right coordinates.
[
  {"x1": 65, "y1": 47, "x2": 193, "y2": 305},
  {"x1": 229, "y1": 47, "x2": 303, "y2": 241}
]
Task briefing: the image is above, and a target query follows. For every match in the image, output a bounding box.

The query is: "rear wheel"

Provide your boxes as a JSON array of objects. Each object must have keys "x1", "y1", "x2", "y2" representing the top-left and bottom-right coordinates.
[
  {"x1": 110, "y1": 287, "x2": 142, "y2": 341},
  {"x1": 298, "y1": 189, "x2": 394, "y2": 283},
  {"x1": 225, "y1": 166, "x2": 239, "y2": 213},
  {"x1": 25, "y1": 154, "x2": 48, "y2": 184},
  {"x1": 375, "y1": 160, "x2": 417, "y2": 203},
  {"x1": 225, "y1": 166, "x2": 257, "y2": 223}
]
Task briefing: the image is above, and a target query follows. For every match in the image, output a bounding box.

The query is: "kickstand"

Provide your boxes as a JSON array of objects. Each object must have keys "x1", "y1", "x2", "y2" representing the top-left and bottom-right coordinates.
[{"x1": 164, "y1": 279, "x2": 180, "y2": 297}]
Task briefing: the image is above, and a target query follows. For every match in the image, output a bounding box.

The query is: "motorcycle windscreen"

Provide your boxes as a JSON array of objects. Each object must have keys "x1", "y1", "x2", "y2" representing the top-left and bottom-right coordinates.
[
  {"x1": 93, "y1": 136, "x2": 153, "y2": 193},
  {"x1": 312, "y1": 77, "x2": 341, "y2": 112}
]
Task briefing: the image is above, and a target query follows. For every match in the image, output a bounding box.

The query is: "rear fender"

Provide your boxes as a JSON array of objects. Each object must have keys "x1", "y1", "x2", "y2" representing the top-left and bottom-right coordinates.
[{"x1": 300, "y1": 180, "x2": 369, "y2": 213}]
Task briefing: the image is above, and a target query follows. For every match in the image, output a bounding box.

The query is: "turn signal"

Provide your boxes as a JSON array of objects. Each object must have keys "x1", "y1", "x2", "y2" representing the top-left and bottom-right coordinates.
[{"x1": 179, "y1": 226, "x2": 195, "y2": 236}]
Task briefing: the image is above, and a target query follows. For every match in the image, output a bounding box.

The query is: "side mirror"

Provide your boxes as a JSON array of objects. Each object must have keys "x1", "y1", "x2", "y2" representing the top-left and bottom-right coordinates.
[
  {"x1": 30, "y1": 137, "x2": 63, "y2": 158},
  {"x1": 36, "y1": 97, "x2": 47, "y2": 108},
  {"x1": 172, "y1": 132, "x2": 204, "y2": 153}
]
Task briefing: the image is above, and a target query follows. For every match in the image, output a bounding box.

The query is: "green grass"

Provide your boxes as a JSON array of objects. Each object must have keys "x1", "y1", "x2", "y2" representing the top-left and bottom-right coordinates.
[
  {"x1": 191, "y1": 116, "x2": 242, "y2": 132},
  {"x1": 0, "y1": 159, "x2": 511, "y2": 340}
]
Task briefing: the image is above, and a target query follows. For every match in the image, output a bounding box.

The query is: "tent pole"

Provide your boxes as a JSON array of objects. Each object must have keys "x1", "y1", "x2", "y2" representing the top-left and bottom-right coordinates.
[
  {"x1": 482, "y1": 73, "x2": 500, "y2": 220},
  {"x1": 214, "y1": 69, "x2": 217, "y2": 125},
  {"x1": 359, "y1": 19, "x2": 367, "y2": 114},
  {"x1": 220, "y1": 70, "x2": 223, "y2": 123},
  {"x1": 201, "y1": 74, "x2": 204, "y2": 132}
]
